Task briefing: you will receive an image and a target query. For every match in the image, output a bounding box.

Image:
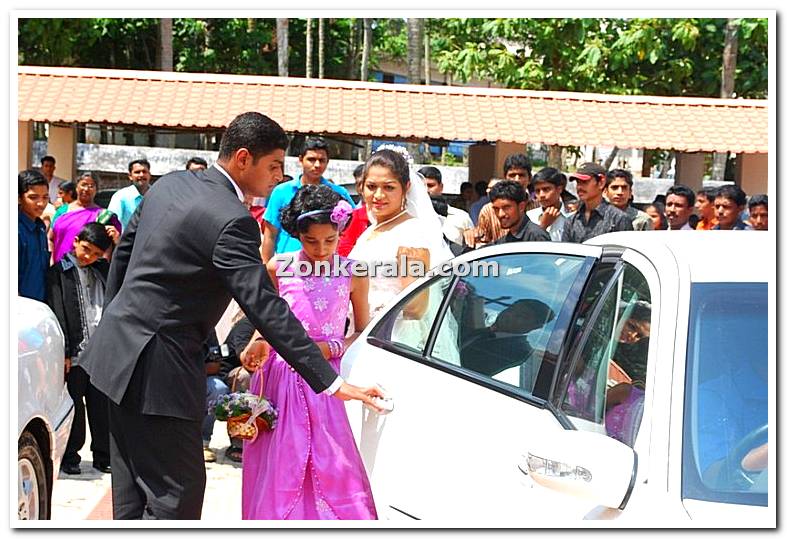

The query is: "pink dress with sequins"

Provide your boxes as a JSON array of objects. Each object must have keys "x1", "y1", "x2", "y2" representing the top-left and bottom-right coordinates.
[{"x1": 241, "y1": 253, "x2": 377, "y2": 520}]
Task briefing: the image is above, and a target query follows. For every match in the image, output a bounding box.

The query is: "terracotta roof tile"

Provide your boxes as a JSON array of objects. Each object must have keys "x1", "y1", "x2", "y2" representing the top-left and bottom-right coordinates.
[{"x1": 17, "y1": 66, "x2": 768, "y2": 153}]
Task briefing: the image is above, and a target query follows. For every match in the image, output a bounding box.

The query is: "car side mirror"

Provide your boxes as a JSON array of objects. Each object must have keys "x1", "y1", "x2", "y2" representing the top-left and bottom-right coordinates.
[{"x1": 525, "y1": 429, "x2": 637, "y2": 510}]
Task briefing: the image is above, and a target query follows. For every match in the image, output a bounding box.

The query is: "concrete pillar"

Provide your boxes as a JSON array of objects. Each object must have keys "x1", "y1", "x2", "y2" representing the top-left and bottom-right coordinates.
[
  {"x1": 674, "y1": 151, "x2": 707, "y2": 191},
  {"x1": 468, "y1": 143, "x2": 495, "y2": 183},
  {"x1": 48, "y1": 124, "x2": 77, "y2": 181},
  {"x1": 18, "y1": 121, "x2": 33, "y2": 172},
  {"x1": 736, "y1": 153, "x2": 768, "y2": 195}
]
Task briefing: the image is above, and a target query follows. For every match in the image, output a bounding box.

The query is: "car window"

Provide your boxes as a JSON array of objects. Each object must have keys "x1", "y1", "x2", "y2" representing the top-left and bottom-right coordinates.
[
  {"x1": 428, "y1": 253, "x2": 589, "y2": 396},
  {"x1": 559, "y1": 263, "x2": 651, "y2": 447},
  {"x1": 369, "y1": 276, "x2": 453, "y2": 356},
  {"x1": 682, "y1": 283, "x2": 768, "y2": 507}
]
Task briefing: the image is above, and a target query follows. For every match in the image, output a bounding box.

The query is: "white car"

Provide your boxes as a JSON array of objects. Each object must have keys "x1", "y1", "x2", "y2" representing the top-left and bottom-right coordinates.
[
  {"x1": 17, "y1": 297, "x2": 74, "y2": 520},
  {"x1": 342, "y1": 231, "x2": 773, "y2": 526}
]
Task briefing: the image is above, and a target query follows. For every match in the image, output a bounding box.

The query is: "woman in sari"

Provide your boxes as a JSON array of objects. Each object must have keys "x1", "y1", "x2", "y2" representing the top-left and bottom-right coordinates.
[{"x1": 50, "y1": 172, "x2": 122, "y2": 263}]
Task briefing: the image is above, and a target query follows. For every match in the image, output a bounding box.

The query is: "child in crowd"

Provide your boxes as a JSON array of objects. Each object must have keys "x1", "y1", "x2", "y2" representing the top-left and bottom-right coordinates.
[
  {"x1": 18, "y1": 169, "x2": 51, "y2": 302},
  {"x1": 46, "y1": 222, "x2": 113, "y2": 475},
  {"x1": 242, "y1": 184, "x2": 376, "y2": 520}
]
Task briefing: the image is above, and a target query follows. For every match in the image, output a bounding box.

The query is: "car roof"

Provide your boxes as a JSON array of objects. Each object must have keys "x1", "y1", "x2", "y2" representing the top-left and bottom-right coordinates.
[{"x1": 587, "y1": 231, "x2": 774, "y2": 283}]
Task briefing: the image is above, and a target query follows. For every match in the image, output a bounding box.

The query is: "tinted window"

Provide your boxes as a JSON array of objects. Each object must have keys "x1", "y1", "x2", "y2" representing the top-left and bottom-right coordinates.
[
  {"x1": 430, "y1": 253, "x2": 589, "y2": 396},
  {"x1": 559, "y1": 263, "x2": 651, "y2": 447},
  {"x1": 682, "y1": 283, "x2": 768, "y2": 506}
]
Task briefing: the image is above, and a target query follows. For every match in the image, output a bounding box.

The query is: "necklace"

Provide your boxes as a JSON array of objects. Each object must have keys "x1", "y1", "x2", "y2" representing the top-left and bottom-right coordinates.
[{"x1": 372, "y1": 210, "x2": 408, "y2": 230}]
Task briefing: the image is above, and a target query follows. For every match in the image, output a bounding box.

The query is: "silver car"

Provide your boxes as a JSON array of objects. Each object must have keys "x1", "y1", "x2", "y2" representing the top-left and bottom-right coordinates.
[{"x1": 17, "y1": 297, "x2": 74, "y2": 520}]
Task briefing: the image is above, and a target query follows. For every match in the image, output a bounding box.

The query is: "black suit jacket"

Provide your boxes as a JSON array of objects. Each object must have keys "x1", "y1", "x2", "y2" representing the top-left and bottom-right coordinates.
[{"x1": 79, "y1": 166, "x2": 338, "y2": 421}]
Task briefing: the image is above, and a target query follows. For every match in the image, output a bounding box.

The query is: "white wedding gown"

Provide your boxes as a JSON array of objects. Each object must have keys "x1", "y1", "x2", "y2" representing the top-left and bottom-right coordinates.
[{"x1": 349, "y1": 216, "x2": 460, "y2": 365}]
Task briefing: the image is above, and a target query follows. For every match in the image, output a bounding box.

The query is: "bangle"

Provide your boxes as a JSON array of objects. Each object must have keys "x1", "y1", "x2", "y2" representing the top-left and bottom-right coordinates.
[{"x1": 329, "y1": 339, "x2": 344, "y2": 359}]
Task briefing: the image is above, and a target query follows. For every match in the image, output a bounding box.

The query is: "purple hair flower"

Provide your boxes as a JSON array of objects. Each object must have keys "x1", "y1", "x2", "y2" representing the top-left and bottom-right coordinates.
[{"x1": 330, "y1": 200, "x2": 353, "y2": 231}]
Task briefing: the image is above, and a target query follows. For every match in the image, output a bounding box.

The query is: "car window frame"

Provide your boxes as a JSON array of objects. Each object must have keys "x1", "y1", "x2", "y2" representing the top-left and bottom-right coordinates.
[
  {"x1": 547, "y1": 249, "x2": 661, "y2": 476},
  {"x1": 367, "y1": 250, "x2": 598, "y2": 410}
]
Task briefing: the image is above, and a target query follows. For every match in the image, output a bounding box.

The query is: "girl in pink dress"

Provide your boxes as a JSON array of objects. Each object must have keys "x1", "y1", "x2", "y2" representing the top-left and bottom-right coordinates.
[{"x1": 242, "y1": 185, "x2": 376, "y2": 520}]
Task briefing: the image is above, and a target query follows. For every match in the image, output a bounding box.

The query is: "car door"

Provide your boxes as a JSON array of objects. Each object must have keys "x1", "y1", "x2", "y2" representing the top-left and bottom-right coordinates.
[
  {"x1": 543, "y1": 250, "x2": 666, "y2": 520},
  {"x1": 342, "y1": 243, "x2": 603, "y2": 522}
]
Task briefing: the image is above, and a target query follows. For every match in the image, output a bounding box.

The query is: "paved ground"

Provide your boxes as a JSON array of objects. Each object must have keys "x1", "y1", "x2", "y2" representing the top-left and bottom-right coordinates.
[{"x1": 50, "y1": 421, "x2": 242, "y2": 521}]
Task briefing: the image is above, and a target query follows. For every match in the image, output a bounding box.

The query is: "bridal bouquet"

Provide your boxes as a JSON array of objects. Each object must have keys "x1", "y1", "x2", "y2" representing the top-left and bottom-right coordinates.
[{"x1": 209, "y1": 391, "x2": 278, "y2": 442}]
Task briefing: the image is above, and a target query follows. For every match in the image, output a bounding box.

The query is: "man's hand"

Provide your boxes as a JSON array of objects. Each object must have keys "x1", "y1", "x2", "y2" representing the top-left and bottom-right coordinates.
[
  {"x1": 64, "y1": 357, "x2": 72, "y2": 381},
  {"x1": 333, "y1": 382, "x2": 386, "y2": 412},
  {"x1": 539, "y1": 206, "x2": 560, "y2": 229},
  {"x1": 205, "y1": 361, "x2": 221, "y2": 376}
]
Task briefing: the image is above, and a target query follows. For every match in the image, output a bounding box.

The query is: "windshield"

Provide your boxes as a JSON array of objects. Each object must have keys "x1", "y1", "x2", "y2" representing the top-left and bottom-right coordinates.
[{"x1": 682, "y1": 283, "x2": 768, "y2": 507}]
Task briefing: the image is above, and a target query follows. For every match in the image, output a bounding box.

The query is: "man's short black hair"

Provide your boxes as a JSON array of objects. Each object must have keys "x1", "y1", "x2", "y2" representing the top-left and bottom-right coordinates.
[
  {"x1": 76, "y1": 222, "x2": 112, "y2": 252},
  {"x1": 489, "y1": 180, "x2": 526, "y2": 205},
  {"x1": 460, "y1": 181, "x2": 473, "y2": 193},
  {"x1": 531, "y1": 167, "x2": 567, "y2": 188},
  {"x1": 503, "y1": 153, "x2": 532, "y2": 176},
  {"x1": 418, "y1": 166, "x2": 442, "y2": 184},
  {"x1": 186, "y1": 157, "x2": 208, "y2": 170},
  {"x1": 665, "y1": 184, "x2": 696, "y2": 207},
  {"x1": 41, "y1": 155, "x2": 55, "y2": 165},
  {"x1": 748, "y1": 193, "x2": 768, "y2": 210},
  {"x1": 300, "y1": 137, "x2": 330, "y2": 157},
  {"x1": 716, "y1": 184, "x2": 747, "y2": 207},
  {"x1": 218, "y1": 111, "x2": 290, "y2": 162},
  {"x1": 430, "y1": 194, "x2": 449, "y2": 217},
  {"x1": 18, "y1": 169, "x2": 48, "y2": 196},
  {"x1": 607, "y1": 168, "x2": 633, "y2": 188},
  {"x1": 474, "y1": 181, "x2": 488, "y2": 198},
  {"x1": 697, "y1": 186, "x2": 718, "y2": 202},
  {"x1": 128, "y1": 159, "x2": 151, "y2": 173},
  {"x1": 353, "y1": 164, "x2": 365, "y2": 181}
]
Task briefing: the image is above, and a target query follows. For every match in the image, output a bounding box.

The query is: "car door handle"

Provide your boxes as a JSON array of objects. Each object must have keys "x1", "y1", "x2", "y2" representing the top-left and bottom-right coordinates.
[{"x1": 517, "y1": 456, "x2": 529, "y2": 476}]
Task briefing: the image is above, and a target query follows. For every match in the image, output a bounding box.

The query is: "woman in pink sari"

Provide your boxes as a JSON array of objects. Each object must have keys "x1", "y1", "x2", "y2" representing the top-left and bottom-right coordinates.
[
  {"x1": 50, "y1": 172, "x2": 121, "y2": 263},
  {"x1": 241, "y1": 185, "x2": 376, "y2": 520}
]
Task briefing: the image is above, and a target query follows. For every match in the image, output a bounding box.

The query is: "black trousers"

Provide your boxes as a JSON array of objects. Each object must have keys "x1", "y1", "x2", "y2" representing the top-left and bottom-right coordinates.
[
  {"x1": 108, "y1": 400, "x2": 206, "y2": 519},
  {"x1": 63, "y1": 366, "x2": 110, "y2": 466}
]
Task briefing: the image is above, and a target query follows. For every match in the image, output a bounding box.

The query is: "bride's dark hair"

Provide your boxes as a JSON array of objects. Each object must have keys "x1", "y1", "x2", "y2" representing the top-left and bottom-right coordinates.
[
  {"x1": 363, "y1": 149, "x2": 410, "y2": 189},
  {"x1": 280, "y1": 184, "x2": 347, "y2": 237}
]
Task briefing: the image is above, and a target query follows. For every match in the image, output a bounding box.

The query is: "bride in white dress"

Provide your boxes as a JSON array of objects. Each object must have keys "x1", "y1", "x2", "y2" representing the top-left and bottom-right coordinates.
[{"x1": 349, "y1": 147, "x2": 459, "y2": 363}]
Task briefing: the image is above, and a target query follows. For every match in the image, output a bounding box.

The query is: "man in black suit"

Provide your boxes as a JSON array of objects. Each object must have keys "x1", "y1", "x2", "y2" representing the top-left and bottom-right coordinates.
[{"x1": 79, "y1": 112, "x2": 383, "y2": 520}]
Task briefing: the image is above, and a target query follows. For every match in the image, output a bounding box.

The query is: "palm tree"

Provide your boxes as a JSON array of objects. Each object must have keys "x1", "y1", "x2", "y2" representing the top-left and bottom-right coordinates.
[
  {"x1": 361, "y1": 18, "x2": 372, "y2": 81},
  {"x1": 406, "y1": 18, "x2": 423, "y2": 84},
  {"x1": 276, "y1": 18, "x2": 289, "y2": 77},
  {"x1": 711, "y1": 18, "x2": 740, "y2": 182},
  {"x1": 318, "y1": 18, "x2": 325, "y2": 79},
  {"x1": 158, "y1": 18, "x2": 173, "y2": 71},
  {"x1": 306, "y1": 18, "x2": 313, "y2": 78}
]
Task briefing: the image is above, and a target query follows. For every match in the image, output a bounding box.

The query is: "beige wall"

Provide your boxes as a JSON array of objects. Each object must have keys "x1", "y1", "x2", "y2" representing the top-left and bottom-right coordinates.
[
  {"x1": 48, "y1": 125, "x2": 77, "y2": 181},
  {"x1": 674, "y1": 152, "x2": 707, "y2": 191},
  {"x1": 736, "y1": 153, "x2": 768, "y2": 196},
  {"x1": 18, "y1": 121, "x2": 33, "y2": 172}
]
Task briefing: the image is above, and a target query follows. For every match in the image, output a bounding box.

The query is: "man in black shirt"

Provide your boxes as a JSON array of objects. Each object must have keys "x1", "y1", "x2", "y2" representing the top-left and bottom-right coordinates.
[
  {"x1": 489, "y1": 181, "x2": 551, "y2": 244},
  {"x1": 563, "y1": 162, "x2": 633, "y2": 243}
]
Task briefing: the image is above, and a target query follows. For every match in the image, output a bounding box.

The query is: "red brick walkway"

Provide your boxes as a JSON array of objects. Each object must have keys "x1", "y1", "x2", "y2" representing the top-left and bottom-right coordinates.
[{"x1": 86, "y1": 488, "x2": 112, "y2": 520}]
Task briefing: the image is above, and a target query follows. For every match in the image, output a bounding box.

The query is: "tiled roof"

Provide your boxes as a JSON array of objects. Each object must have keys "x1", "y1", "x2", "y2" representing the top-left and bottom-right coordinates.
[{"x1": 18, "y1": 65, "x2": 769, "y2": 153}]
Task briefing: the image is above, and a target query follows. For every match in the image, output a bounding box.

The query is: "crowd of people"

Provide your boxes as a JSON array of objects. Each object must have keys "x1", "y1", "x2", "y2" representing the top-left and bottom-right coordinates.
[{"x1": 17, "y1": 118, "x2": 769, "y2": 520}]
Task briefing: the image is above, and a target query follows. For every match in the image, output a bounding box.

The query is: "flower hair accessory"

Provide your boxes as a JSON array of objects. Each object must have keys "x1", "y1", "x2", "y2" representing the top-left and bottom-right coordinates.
[
  {"x1": 376, "y1": 143, "x2": 415, "y2": 166},
  {"x1": 330, "y1": 200, "x2": 353, "y2": 232}
]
